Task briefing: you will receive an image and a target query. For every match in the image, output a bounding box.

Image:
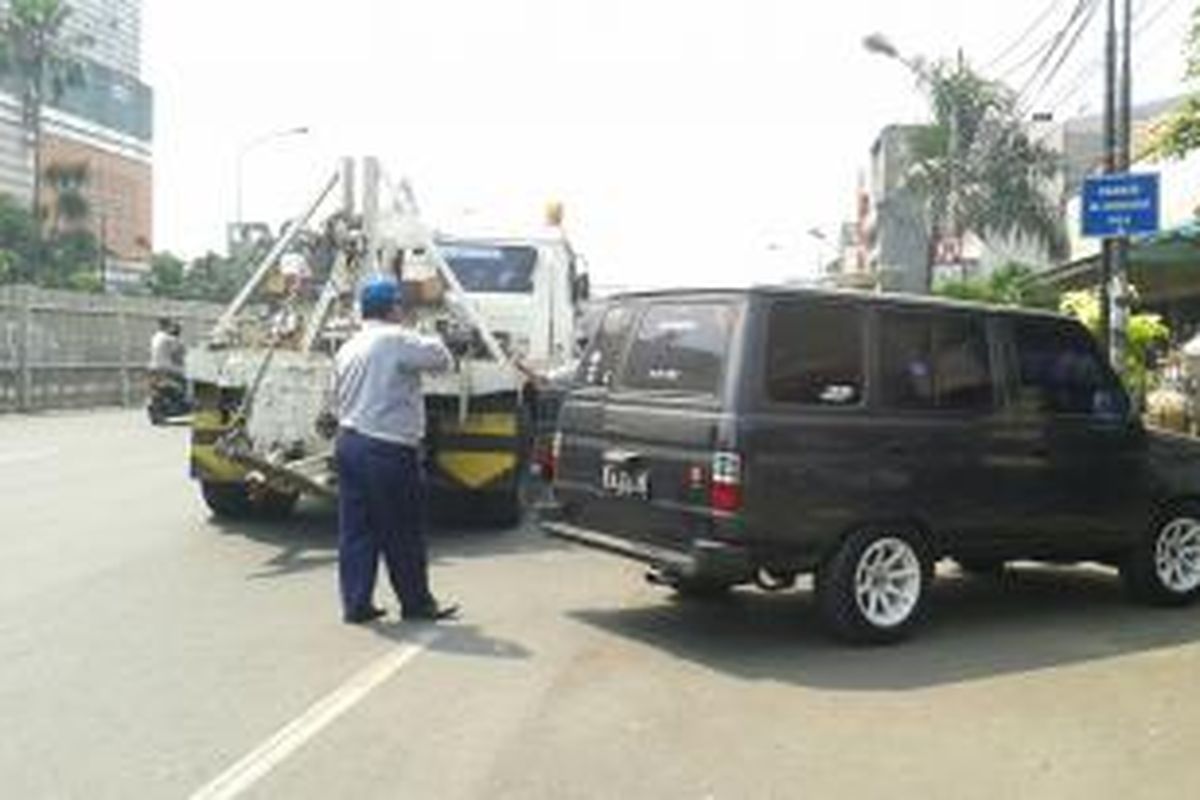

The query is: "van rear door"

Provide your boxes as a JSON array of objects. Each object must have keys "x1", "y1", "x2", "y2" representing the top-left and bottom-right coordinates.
[{"x1": 563, "y1": 297, "x2": 746, "y2": 552}]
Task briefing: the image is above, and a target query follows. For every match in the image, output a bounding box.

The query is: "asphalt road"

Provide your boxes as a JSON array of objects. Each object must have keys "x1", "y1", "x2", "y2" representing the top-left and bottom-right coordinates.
[{"x1": 3, "y1": 409, "x2": 1200, "y2": 799}]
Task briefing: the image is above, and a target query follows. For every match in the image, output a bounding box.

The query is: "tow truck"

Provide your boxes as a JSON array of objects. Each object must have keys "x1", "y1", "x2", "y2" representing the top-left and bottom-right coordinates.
[{"x1": 186, "y1": 157, "x2": 589, "y2": 525}]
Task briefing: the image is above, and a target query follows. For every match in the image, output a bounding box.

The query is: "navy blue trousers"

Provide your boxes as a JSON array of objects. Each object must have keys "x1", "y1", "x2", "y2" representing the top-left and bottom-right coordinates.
[{"x1": 336, "y1": 429, "x2": 434, "y2": 616}]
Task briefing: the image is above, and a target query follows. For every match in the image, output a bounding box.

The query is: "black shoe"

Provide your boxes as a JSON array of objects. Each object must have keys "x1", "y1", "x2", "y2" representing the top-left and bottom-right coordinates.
[
  {"x1": 401, "y1": 601, "x2": 460, "y2": 622},
  {"x1": 343, "y1": 606, "x2": 387, "y2": 625}
]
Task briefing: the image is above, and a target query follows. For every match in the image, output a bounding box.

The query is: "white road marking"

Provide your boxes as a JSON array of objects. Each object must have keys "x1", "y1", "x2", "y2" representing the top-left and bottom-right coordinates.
[
  {"x1": 190, "y1": 627, "x2": 443, "y2": 800},
  {"x1": 0, "y1": 448, "x2": 59, "y2": 466}
]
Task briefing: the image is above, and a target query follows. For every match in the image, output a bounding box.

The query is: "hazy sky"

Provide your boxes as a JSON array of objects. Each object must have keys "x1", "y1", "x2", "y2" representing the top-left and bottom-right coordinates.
[{"x1": 143, "y1": 0, "x2": 1194, "y2": 289}]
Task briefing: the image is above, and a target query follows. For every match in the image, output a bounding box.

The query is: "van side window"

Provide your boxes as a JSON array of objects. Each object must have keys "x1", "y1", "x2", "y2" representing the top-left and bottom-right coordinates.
[
  {"x1": 880, "y1": 311, "x2": 993, "y2": 411},
  {"x1": 765, "y1": 300, "x2": 863, "y2": 406},
  {"x1": 935, "y1": 316, "x2": 994, "y2": 410},
  {"x1": 577, "y1": 305, "x2": 636, "y2": 387},
  {"x1": 1012, "y1": 318, "x2": 1127, "y2": 417},
  {"x1": 620, "y1": 303, "x2": 738, "y2": 396}
]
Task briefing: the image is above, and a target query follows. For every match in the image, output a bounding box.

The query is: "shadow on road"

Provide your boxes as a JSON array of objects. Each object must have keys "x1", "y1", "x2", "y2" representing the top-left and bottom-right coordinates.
[
  {"x1": 570, "y1": 564, "x2": 1200, "y2": 691},
  {"x1": 202, "y1": 496, "x2": 566, "y2": 580},
  {"x1": 370, "y1": 621, "x2": 533, "y2": 661}
]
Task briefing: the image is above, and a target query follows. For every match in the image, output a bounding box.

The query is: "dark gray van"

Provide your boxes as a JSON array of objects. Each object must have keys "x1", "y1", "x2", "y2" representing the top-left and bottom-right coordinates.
[{"x1": 542, "y1": 287, "x2": 1200, "y2": 643}]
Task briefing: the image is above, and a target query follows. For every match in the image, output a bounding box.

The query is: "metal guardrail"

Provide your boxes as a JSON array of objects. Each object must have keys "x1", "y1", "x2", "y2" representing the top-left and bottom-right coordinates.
[{"x1": 0, "y1": 284, "x2": 223, "y2": 413}]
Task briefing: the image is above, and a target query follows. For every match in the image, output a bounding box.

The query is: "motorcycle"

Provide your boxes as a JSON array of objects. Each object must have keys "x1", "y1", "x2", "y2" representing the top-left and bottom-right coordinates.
[{"x1": 147, "y1": 372, "x2": 191, "y2": 425}]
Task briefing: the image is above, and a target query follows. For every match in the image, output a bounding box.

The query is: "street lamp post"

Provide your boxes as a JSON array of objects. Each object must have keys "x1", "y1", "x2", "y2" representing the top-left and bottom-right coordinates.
[
  {"x1": 863, "y1": 33, "x2": 924, "y2": 77},
  {"x1": 807, "y1": 227, "x2": 831, "y2": 275},
  {"x1": 234, "y1": 126, "x2": 310, "y2": 227}
]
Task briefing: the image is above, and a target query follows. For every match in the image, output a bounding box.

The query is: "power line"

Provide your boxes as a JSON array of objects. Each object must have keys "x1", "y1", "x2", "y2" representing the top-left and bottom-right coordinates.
[
  {"x1": 1000, "y1": 0, "x2": 1089, "y2": 82},
  {"x1": 1016, "y1": 0, "x2": 1099, "y2": 101},
  {"x1": 1036, "y1": 0, "x2": 1188, "y2": 113},
  {"x1": 1024, "y1": 0, "x2": 1103, "y2": 110},
  {"x1": 999, "y1": 32, "x2": 1062, "y2": 81},
  {"x1": 984, "y1": 0, "x2": 1068, "y2": 72}
]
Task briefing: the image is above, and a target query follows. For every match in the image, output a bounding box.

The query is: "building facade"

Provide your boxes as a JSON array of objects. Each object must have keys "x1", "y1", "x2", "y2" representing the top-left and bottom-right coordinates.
[{"x1": 0, "y1": 0, "x2": 152, "y2": 289}]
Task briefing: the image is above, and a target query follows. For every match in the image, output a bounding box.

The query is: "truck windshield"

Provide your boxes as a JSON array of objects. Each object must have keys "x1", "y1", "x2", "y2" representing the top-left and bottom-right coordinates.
[{"x1": 439, "y1": 243, "x2": 536, "y2": 293}]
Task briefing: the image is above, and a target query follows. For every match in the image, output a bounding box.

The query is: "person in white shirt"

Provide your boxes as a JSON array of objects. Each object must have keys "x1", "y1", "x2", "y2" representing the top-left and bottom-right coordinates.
[
  {"x1": 333, "y1": 276, "x2": 459, "y2": 624},
  {"x1": 148, "y1": 317, "x2": 184, "y2": 378}
]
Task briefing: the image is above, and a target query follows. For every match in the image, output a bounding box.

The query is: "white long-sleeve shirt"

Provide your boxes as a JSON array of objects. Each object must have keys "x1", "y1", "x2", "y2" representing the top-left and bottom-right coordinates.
[{"x1": 334, "y1": 320, "x2": 453, "y2": 446}]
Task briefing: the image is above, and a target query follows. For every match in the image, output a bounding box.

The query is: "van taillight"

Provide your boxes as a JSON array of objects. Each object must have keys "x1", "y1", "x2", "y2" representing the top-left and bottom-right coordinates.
[{"x1": 709, "y1": 451, "x2": 742, "y2": 513}]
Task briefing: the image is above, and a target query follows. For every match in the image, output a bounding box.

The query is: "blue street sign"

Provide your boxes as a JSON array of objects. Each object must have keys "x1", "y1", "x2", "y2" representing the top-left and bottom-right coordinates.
[{"x1": 1081, "y1": 172, "x2": 1161, "y2": 238}]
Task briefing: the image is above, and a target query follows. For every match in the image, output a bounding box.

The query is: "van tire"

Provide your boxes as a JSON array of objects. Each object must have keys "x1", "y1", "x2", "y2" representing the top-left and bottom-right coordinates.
[
  {"x1": 1121, "y1": 504, "x2": 1200, "y2": 606},
  {"x1": 816, "y1": 526, "x2": 932, "y2": 644}
]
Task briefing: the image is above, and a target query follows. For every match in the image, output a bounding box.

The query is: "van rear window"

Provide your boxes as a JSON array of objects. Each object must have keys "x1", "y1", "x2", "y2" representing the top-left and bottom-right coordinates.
[{"x1": 620, "y1": 303, "x2": 739, "y2": 396}]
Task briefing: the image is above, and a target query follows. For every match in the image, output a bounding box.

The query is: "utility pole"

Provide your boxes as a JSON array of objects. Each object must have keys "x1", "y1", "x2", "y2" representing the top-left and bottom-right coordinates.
[
  {"x1": 1100, "y1": 0, "x2": 1117, "y2": 358},
  {"x1": 1101, "y1": 0, "x2": 1133, "y2": 366},
  {"x1": 1113, "y1": 0, "x2": 1132, "y2": 368}
]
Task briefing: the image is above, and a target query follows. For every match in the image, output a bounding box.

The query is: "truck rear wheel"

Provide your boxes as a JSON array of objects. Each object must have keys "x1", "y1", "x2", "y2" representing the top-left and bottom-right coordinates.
[
  {"x1": 200, "y1": 481, "x2": 298, "y2": 520},
  {"x1": 484, "y1": 487, "x2": 522, "y2": 528}
]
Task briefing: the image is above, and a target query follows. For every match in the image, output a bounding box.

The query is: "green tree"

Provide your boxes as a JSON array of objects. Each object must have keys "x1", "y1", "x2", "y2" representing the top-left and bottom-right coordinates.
[
  {"x1": 40, "y1": 227, "x2": 99, "y2": 289},
  {"x1": 906, "y1": 59, "x2": 1066, "y2": 280},
  {"x1": 0, "y1": 0, "x2": 91, "y2": 223},
  {"x1": 43, "y1": 160, "x2": 88, "y2": 234},
  {"x1": 935, "y1": 261, "x2": 1058, "y2": 308},
  {"x1": 0, "y1": 189, "x2": 101, "y2": 290},
  {"x1": 1060, "y1": 288, "x2": 1170, "y2": 400},
  {"x1": 0, "y1": 191, "x2": 40, "y2": 282},
  {"x1": 1141, "y1": 7, "x2": 1200, "y2": 160},
  {"x1": 147, "y1": 251, "x2": 187, "y2": 298},
  {"x1": 181, "y1": 251, "x2": 255, "y2": 303}
]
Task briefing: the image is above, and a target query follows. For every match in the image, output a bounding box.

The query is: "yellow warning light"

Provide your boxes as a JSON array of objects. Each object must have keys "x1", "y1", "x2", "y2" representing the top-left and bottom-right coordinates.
[{"x1": 545, "y1": 201, "x2": 565, "y2": 228}]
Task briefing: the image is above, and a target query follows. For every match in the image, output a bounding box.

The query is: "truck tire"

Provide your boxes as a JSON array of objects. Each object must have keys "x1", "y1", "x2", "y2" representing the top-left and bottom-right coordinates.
[
  {"x1": 487, "y1": 487, "x2": 522, "y2": 528},
  {"x1": 200, "y1": 481, "x2": 298, "y2": 520},
  {"x1": 1121, "y1": 504, "x2": 1200, "y2": 607},
  {"x1": 815, "y1": 526, "x2": 933, "y2": 645},
  {"x1": 253, "y1": 487, "x2": 300, "y2": 520},
  {"x1": 201, "y1": 481, "x2": 251, "y2": 519}
]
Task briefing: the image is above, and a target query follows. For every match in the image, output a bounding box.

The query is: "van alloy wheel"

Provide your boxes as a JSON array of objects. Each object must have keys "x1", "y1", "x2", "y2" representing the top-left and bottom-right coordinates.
[
  {"x1": 854, "y1": 538, "x2": 922, "y2": 628},
  {"x1": 1122, "y1": 506, "x2": 1200, "y2": 607},
  {"x1": 1154, "y1": 518, "x2": 1200, "y2": 594},
  {"x1": 816, "y1": 527, "x2": 932, "y2": 644}
]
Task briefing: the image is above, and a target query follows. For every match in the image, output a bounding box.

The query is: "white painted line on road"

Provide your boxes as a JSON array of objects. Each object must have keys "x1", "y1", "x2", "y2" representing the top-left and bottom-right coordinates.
[
  {"x1": 0, "y1": 448, "x2": 59, "y2": 466},
  {"x1": 189, "y1": 627, "x2": 443, "y2": 800}
]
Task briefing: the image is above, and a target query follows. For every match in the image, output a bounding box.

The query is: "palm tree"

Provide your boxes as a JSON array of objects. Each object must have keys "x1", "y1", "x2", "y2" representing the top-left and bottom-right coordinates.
[
  {"x1": 43, "y1": 159, "x2": 88, "y2": 234},
  {"x1": 0, "y1": 0, "x2": 91, "y2": 226},
  {"x1": 905, "y1": 59, "x2": 1065, "y2": 283}
]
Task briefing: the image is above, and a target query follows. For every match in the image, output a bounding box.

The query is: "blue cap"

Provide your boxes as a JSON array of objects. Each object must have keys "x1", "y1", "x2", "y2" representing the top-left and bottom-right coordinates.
[{"x1": 359, "y1": 276, "x2": 402, "y2": 317}]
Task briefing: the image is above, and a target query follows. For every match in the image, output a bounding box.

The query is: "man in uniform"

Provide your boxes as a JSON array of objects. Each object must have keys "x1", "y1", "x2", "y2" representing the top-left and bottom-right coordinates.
[{"x1": 334, "y1": 276, "x2": 459, "y2": 624}]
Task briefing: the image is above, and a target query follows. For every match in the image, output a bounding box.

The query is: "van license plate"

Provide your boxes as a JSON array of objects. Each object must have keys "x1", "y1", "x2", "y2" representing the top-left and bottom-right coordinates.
[{"x1": 601, "y1": 464, "x2": 650, "y2": 499}]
